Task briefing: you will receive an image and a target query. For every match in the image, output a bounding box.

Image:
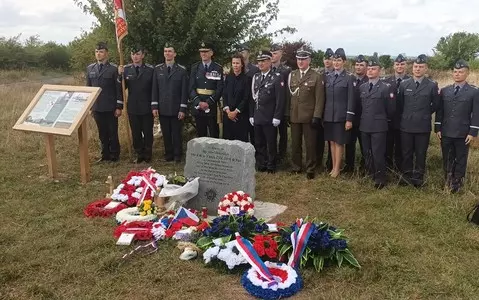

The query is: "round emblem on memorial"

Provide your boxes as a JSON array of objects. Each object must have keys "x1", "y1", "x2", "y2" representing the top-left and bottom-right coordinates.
[{"x1": 205, "y1": 188, "x2": 218, "y2": 203}]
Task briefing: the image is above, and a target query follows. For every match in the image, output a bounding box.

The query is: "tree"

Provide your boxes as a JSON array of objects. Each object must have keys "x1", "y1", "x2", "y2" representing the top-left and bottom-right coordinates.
[
  {"x1": 310, "y1": 49, "x2": 324, "y2": 68},
  {"x1": 435, "y1": 32, "x2": 479, "y2": 68},
  {"x1": 281, "y1": 39, "x2": 312, "y2": 70},
  {"x1": 73, "y1": 0, "x2": 295, "y2": 70},
  {"x1": 379, "y1": 55, "x2": 393, "y2": 70}
]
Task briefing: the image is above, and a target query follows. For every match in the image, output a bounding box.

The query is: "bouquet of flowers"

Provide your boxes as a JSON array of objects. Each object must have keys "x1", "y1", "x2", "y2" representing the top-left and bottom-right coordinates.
[
  {"x1": 196, "y1": 213, "x2": 269, "y2": 251},
  {"x1": 252, "y1": 234, "x2": 279, "y2": 260},
  {"x1": 276, "y1": 219, "x2": 360, "y2": 272},
  {"x1": 203, "y1": 239, "x2": 249, "y2": 270},
  {"x1": 138, "y1": 200, "x2": 156, "y2": 216},
  {"x1": 151, "y1": 209, "x2": 209, "y2": 241},
  {"x1": 217, "y1": 191, "x2": 254, "y2": 216},
  {"x1": 111, "y1": 169, "x2": 165, "y2": 206}
]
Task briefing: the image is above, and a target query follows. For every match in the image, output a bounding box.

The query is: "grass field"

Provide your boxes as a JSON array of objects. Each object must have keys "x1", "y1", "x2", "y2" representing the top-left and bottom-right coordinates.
[{"x1": 2, "y1": 72, "x2": 479, "y2": 300}]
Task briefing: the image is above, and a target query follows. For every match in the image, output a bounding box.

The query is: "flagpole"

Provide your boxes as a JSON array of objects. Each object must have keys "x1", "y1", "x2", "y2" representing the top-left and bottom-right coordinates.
[{"x1": 119, "y1": 39, "x2": 133, "y2": 159}]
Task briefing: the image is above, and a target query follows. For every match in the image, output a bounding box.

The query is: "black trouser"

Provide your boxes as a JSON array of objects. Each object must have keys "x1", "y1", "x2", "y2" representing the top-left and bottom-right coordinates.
[
  {"x1": 129, "y1": 113, "x2": 153, "y2": 160},
  {"x1": 248, "y1": 123, "x2": 255, "y2": 145},
  {"x1": 316, "y1": 124, "x2": 326, "y2": 170},
  {"x1": 223, "y1": 113, "x2": 248, "y2": 142},
  {"x1": 93, "y1": 111, "x2": 120, "y2": 160},
  {"x1": 386, "y1": 127, "x2": 402, "y2": 171},
  {"x1": 255, "y1": 124, "x2": 277, "y2": 171},
  {"x1": 345, "y1": 126, "x2": 364, "y2": 170},
  {"x1": 401, "y1": 132, "x2": 430, "y2": 185},
  {"x1": 195, "y1": 115, "x2": 219, "y2": 138},
  {"x1": 277, "y1": 120, "x2": 288, "y2": 160},
  {"x1": 159, "y1": 115, "x2": 183, "y2": 161},
  {"x1": 361, "y1": 131, "x2": 387, "y2": 185},
  {"x1": 441, "y1": 136, "x2": 470, "y2": 188}
]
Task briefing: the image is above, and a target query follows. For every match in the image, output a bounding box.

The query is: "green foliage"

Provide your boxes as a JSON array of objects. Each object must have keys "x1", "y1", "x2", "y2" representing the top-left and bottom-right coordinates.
[
  {"x1": 72, "y1": 0, "x2": 295, "y2": 70},
  {"x1": 281, "y1": 39, "x2": 312, "y2": 70},
  {"x1": 379, "y1": 55, "x2": 393, "y2": 69},
  {"x1": 0, "y1": 34, "x2": 71, "y2": 70},
  {"x1": 311, "y1": 49, "x2": 324, "y2": 68},
  {"x1": 435, "y1": 31, "x2": 479, "y2": 69}
]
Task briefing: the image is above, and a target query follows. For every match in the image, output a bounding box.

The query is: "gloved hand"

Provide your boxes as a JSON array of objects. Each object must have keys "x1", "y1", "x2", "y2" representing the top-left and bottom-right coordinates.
[
  {"x1": 272, "y1": 118, "x2": 281, "y2": 127},
  {"x1": 311, "y1": 117, "x2": 321, "y2": 129},
  {"x1": 249, "y1": 117, "x2": 254, "y2": 126}
]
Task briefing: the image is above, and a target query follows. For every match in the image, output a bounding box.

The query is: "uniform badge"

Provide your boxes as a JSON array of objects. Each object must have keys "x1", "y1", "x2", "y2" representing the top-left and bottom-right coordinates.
[
  {"x1": 390, "y1": 93, "x2": 394, "y2": 99},
  {"x1": 281, "y1": 82, "x2": 284, "y2": 86},
  {"x1": 305, "y1": 82, "x2": 308, "y2": 86},
  {"x1": 201, "y1": 42, "x2": 205, "y2": 47},
  {"x1": 353, "y1": 82, "x2": 357, "y2": 87}
]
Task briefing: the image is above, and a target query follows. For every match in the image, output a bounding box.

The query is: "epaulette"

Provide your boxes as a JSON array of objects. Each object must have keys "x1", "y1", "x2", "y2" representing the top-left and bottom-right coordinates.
[
  {"x1": 384, "y1": 82, "x2": 391, "y2": 87},
  {"x1": 110, "y1": 63, "x2": 118, "y2": 67},
  {"x1": 470, "y1": 85, "x2": 478, "y2": 89},
  {"x1": 87, "y1": 62, "x2": 96, "y2": 68},
  {"x1": 425, "y1": 77, "x2": 436, "y2": 84},
  {"x1": 145, "y1": 63, "x2": 154, "y2": 68},
  {"x1": 124, "y1": 63, "x2": 133, "y2": 68},
  {"x1": 155, "y1": 63, "x2": 165, "y2": 68},
  {"x1": 177, "y1": 64, "x2": 186, "y2": 69},
  {"x1": 213, "y1": 61, "x2": 222, "y2": 67},
  {"x1": 191, "y1": 62, "x2": 200, "y2": 68}
]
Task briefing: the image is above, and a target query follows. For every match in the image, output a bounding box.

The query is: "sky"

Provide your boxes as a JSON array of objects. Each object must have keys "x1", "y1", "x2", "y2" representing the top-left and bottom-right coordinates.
[{"x1": 0, "y1": 0, "x2": 478, "y2": 56}]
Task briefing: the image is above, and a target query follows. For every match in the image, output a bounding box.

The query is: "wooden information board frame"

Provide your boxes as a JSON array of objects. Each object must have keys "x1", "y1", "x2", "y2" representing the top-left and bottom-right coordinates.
[{"x1": 13, "y1": 84, "x2": 101, "y2": 183}]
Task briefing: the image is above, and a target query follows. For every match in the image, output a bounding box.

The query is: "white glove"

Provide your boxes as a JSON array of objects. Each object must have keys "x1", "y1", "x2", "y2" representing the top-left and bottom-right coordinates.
[
  {"x1": 272, "y1": 118, "x2": 281, "y2": 127},
  {"x1": 249, "y1": 117, "x2": 254, "y2": 126}
]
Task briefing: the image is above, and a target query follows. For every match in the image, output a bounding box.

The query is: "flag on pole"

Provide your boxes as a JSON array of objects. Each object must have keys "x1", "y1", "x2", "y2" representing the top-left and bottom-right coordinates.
[
  {"x1": 170, "y1": 207, "x2": 200, "y2": 227},
  {"x1": 114, "y1": 0, "x2": 128, "y2": 46}
]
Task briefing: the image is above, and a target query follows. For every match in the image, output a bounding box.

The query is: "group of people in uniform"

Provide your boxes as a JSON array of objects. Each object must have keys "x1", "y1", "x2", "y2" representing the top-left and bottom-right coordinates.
[{"x1": 86, "y1": 41, "x2": 479, "y2": 193}]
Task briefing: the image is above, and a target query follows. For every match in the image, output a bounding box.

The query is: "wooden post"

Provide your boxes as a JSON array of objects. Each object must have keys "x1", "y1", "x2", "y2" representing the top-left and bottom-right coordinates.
[
  {"x1": 44, "y1": 134, "x2": 58, "y2": 179},
  {"x1": 105, "y1": 175, "x2": 113, "y2": 198},
  {"x1": 118, "y1": 39, "x2": 133, "y2": 158},
  {"x1": 78, "y1": 122, "x2": 90, "y2": 184}
]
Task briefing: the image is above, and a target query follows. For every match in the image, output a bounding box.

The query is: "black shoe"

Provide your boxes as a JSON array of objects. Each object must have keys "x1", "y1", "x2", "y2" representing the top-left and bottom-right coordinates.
[
  {"x1": 306, "y1": 173, "x2": 315, "y2": 180},
  {"x1": 110, "y1": 157, "x2": 119, "y2": 162},
  {"x1": 174, "y1": 157, "x2": 182, "y2": 163},
  {"x1": 374, "y1": 183, "x2": 385, "y2": 189},
  {"x1": 342, "y1": 165, "x2": 354, "y2": 173},
  {"x1": 267, "y1": 169, "x2": 276, "y2": 174},
  {"x1": 290, "y1": 170, "x2": 302, "y2": 175},
  {"x1": 257, "y1": 166, "x2": 267, "y2": 172},
  {"x1": 143, "y1": 157, "x2": 151, "y2": 163},
  {"x1": 163, "y1": 157, "x2": 174, "y2": 162}
]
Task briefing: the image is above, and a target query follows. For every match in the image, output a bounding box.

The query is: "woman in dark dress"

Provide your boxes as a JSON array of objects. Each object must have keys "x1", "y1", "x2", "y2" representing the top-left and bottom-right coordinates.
[
  {"x1": 222, "y1": 53, "x2": 250, "y2": 142},
  {"x1": 323, "y1": 48, "x2": 355, "y2": 177}
]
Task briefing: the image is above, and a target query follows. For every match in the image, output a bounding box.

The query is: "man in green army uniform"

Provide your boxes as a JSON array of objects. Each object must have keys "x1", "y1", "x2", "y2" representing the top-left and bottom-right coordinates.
[{"x1": 287, "y1": 47, "x2": 325, "y2": 179}]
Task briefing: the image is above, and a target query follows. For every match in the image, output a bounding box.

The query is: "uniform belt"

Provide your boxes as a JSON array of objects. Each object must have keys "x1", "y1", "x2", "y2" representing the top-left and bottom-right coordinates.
[{"x1": 196, "y1": 88, "x2": 215, "y2": 96}]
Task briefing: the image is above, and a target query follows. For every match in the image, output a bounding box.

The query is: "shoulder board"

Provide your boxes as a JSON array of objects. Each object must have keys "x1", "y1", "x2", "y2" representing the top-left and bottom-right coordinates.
[
  {"x1": 145, "y1": 63, "x2": 154, "y2": 68},
  {"x1": 191, "y1": 62, "x2": 200, "y2": 67},
  {"x1": 155, "y1": 63, "x2": 165, "y2": 68},
  {"x1": 425, "y1": 77, "x2": 436, "y2": 84},
  {"x1": 87, "y1": 63, "x2": 96, "y2": 68},
  {"x1": 213, "y1": 61, "x2": 222, "y2": 67},
  {"x1": 382, "y1": 82, "x2": 391, "y2": 87},
  {"x1": 346, "y1": 71, "x2": 353, "y2": 76},
  {"x1": 177, "y1": 64, "x2": 186, "y2": 69},
  {"x1": 124, "y1": 63, "x2": 133, "y2": 68},
  {"x1": 470, "y1": 85, "x2": 478, "y2": 89},
  {"x1": 109, "y1": 63, "x2": 118, "y2": 67}
]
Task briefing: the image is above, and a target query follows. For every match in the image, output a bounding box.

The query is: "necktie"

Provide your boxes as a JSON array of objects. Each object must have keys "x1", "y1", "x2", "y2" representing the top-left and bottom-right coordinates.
[
  {"x1": 272, "y1": 67, "x2": 277, "y2": 73},
  {"x1": 135, "y1": 66, "x2": 140, "y2": 76},
  {"x1": 334, "y1": 74, "x2": 338, "y2": 82},
  {"x1": 356, "y1": 78, "x2": 360, "y2": 86},
  {"x1": 454, "y1": 86, "x2": 460, "y2": 95},
  {"x1": 99, "y1": 63, "x2": 103, "y2": 72},
  {"x1": 167, "y1": 66, "x2": 171, "y2": 74},
  {"x1": 204, "y1": 64, "x2": 208, "y2": 72},
  {"x1": 300, "y1": 72, "x2": 304, "y2": 79},
  {"x1": 397, "y1": 78, "x2": 402, "y2": 86},
  {"x1": 369, "y1": 82, "x2": 373, "y2": 92},
  {"x1": 261, "y1": 75, "x2": 265, "y2": 83},
  {"x1": 415, "y1": 81, "x2": 420, "y2": 89}
]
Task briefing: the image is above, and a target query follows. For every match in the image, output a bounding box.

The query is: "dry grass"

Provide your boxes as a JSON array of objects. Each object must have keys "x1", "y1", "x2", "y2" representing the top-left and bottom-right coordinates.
[{"x1": 2, "y1": 72, "x2": 479, "y2": 300}]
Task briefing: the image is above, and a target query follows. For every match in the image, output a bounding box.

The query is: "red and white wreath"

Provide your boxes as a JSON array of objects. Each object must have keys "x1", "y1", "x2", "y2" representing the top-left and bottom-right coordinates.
[
  {"x1": 111, "y1": 168, "x2": 165, "y2": 206},
  {"x1": 217, "y1": 191, "x2": 254, "y2": 216}
]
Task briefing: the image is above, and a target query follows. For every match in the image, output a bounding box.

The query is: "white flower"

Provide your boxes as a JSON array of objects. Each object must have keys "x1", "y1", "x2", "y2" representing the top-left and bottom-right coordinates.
[
  {"x1": 232, "y1": 195, "x2": 239, "y2": 203},
  {"x1": 247, "y1": 208, "x2": 254, "y2": 215},
  {"x1": 136, "y1": 187, "x2": 143, "y2": 193},
  {"x1": 132, "y1": 192, "x2": 141, "y2": 199},
  {"x1": 237, "y1": 191, "x2": 245, "y2": 196},
  {"x1": 247, "y1": 197, "x2": 253, "y2": 203},
  {"x1": 222, "y1": 199, "x2": 231, "y2": 206},
  {"x1": 240, "y1": 200, "x2": 248, "y2": 207},
  {"x1": 203, "y1": 246, "x2": 221, "y2": 264}
]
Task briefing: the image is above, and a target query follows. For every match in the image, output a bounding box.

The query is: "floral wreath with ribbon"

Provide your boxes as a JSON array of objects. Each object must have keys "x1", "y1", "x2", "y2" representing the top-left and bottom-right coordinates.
[
  {"x1": 217, "y1": 191, "x2": 254, "y2": 216},
  {"x1": 83, "y1": 198, "x2": 128, "y2": 218},
  {"x1": 111, "y1": 168, "x2": 165, "y2": 206}
]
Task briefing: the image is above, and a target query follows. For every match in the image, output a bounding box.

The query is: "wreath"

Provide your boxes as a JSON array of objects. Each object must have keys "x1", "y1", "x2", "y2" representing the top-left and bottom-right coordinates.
[
  {"x1": 116, "y1": 207, "x2": 158, "y2": 224},
  {"x1": 111, "y1": 169, "x2": 165, "y2": 206},
  {"x1": 217, "y1": 191, "x2": 254, "y2": 216},
  {"x1": 83, "y1": 199, "x2": 128, "y2": 218},
  {"x1": 114, "y1": 221, "x2": 153, "y2": 241},
  {"x1": 241, "y1": 261, "x2": 302, "y2": 300}
]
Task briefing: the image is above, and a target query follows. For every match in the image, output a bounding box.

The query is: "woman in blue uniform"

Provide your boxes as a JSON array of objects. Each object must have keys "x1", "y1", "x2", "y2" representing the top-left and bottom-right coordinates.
[
  {"x1": 323, "y1": 48, "x2": 355, "y2": 177},
  {"x1": 222, "y1": 53, "x2": 250, "y2": 142}
]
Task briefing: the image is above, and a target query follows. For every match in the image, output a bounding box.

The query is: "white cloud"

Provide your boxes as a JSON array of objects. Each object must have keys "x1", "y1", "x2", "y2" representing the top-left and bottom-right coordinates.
[{"x1": 0, "y1": 0, "x2": 477, "y2": 56}]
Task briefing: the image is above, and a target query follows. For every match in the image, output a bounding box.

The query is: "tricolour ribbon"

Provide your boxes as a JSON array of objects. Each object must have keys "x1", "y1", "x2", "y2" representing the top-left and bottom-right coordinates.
[
  {"x1": 234, "y1": 233, "x2": 278, "y2": 289},
  {"x1": 138, "y1": 168, "x2": 158, "y2": 204},
  {"x1": 287, "y1": 219, "x2": 314, "y2": 269}
]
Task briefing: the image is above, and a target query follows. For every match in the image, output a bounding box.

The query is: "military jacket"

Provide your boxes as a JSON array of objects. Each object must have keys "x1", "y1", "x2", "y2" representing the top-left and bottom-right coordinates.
[
  {"x1": 397, "y1": 77, "x2": 439, "y2": 133},
  {"x1": 382, "y1": 74, "x2": 411, "y2": 128},
  {"x1": 287, "y1": 68, "x2": 325, "y2": 123},
  {"x1": 86, "y1": 62, "x2": 123, "y2": 112},
  {"x1": 189, "y1": 61, "x2": 224, "y2": 116},
  {"x1": 121, "y1": 63, "x2": 154, "y2": 115},
  {"x1": 352, "y1": 75, "x2": 369, "y2": 126},
  {"x1": 324, "y1": 70, "x2": 355, "y2": 123},
  {"x1": 359, "y1": 80, "x2": 396, "y2": 133},
  {"x1": 435, "y1": 83, "x2": 479, "y2": 138},
  {"x1": 249, "y1": 70, "x2": 285, "y2": 125},
  {"x1": 151, "y1": 63, "x2": 188, "y2": 117}
]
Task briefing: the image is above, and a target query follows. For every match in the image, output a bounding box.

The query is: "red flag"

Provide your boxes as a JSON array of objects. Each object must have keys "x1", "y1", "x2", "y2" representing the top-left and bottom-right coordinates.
[{"x1": 114, "y1": 0, "x2": 128, "y2": 46}]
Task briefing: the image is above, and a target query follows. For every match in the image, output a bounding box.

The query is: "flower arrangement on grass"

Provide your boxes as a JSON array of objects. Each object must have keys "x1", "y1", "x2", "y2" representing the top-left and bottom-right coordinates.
[
  {"x1": 276, "y1": 219, "x2": 360, "y2": 272},
  {"x1": 83, "y1": 198, "x2": 128, "y2": 218},
  {"x1": 138, "y1": 200, "x2": 156, "y2": 216},
  {"x1": 252, "y1": 234, "x2": 279, "y2": 260},
  {"x1": 217, "y1": 191, "x2": 254, "y2": 216},
  {"x1": 196, "y1": 213, "x2": 269, "y2": 251},
  {"x1": 111, "y1": 169, "x2": 165, "y2": 206}
]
